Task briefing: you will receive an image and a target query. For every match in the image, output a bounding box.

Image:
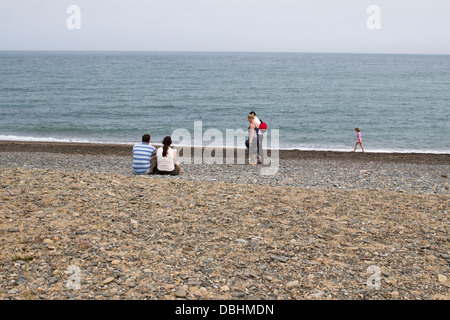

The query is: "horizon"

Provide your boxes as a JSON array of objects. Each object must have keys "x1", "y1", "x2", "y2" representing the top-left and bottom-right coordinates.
[{"x1": 1, "y1": 49, "x2": 450, "y2": 57}]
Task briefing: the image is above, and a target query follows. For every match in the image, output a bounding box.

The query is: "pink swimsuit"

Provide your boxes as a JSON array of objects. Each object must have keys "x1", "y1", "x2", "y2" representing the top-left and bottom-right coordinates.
[{"x1": 356, "y1": 132, "x2": 362, "y2": 143}]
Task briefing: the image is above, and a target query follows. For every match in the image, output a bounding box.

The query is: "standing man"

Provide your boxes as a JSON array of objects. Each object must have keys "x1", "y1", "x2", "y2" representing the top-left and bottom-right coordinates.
[
  {"x1": 249, "y1": 111, "x2": 264, "y2": 164},
  {"x1": 132, "y1": 134, "x2": 157, "y2": 174}
]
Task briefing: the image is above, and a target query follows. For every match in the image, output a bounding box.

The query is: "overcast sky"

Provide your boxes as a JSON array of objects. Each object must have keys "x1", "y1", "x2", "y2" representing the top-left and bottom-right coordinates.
[{"x1": 1, "y1": 0, "x2": 449, "y2": 54}]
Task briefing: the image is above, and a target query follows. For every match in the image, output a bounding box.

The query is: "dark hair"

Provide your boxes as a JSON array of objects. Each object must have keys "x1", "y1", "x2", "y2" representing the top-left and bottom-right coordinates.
[
  {"x1": 142, "y1": 134, "x2": 150, "y2": 143},
  {"x1": 162, "y1": 136, "x2": 172, "y2": 157},
  {"x1": 249, "y1": 111, "x2": 263, "y2": 122}
]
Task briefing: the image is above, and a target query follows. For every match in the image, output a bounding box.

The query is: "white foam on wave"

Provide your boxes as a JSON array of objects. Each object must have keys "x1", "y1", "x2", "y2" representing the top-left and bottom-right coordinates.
[
  {"x1": 278, "y1": 145, "x2": 450, "y2": 154},
  {"x1": 1, "y1": 135, "x2": 449, "y2": 154},
  {"x1": 0, "y1": 135, "x2": 133, "y2": 145}
]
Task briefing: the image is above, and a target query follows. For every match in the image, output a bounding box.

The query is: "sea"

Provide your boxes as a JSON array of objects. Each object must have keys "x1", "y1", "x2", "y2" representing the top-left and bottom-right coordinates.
[{"x1": 1, "y1": 51, "x2": 449, "y2": 153}]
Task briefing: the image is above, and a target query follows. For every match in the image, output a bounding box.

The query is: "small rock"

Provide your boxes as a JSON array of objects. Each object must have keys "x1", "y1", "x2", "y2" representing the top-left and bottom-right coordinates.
[
  {"x1": 36, "y1": 278, "x2": 45, "y2": 283},
  {"x1": 271, "y1": 255, "x2": 287, "y2": 263},
  {"x1": 425, "y1": 255, "x2": 437, "y2": 261},
  {"x1": 390, "y1": 291, "x2": 399, "y2": 297},
  {"x1": 286, "y1": 280, "x2": 299, "y2": 288},
  {"x1": 311, "y1": 290, "x2": 325, "y2": 298},
  {"x1": 7, "y1": 227, "x2": 19, "y2": 233},
  {"x1": 102, "y1": 277, "x2": 115, "y2": 285},
  {"x1": 220, "y1": 285, "x2": 230, "y2": 292},
  {"x1": 174, "y1": 288, "x2": 187, "y2": 298},
  {"x1": 438, "y1": 274, "x2": 447, "y2": 283},
  {"x1": 306, "y1": 274, "x2": 315, "y2": 281},
  {"x1": 164, "y1": 284, "x2": 175, "y2": 290}
]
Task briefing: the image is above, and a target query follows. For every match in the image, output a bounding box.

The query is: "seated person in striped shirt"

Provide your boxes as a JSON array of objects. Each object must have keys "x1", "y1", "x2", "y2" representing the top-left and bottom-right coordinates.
[{"x1": 132, "y1": 134, "x2": 157, "y2": 174}]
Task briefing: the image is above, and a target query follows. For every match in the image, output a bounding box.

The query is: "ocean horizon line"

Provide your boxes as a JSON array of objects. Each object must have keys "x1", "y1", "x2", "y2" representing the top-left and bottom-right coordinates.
[{"x1": 1, "y1": 49, "x2": 449, "y2": 57}]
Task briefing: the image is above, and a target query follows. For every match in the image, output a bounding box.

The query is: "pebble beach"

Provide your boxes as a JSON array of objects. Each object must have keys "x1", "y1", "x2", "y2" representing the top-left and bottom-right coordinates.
[{"x1": 0, "y1": 141, "x2": 449, "y2": 300}]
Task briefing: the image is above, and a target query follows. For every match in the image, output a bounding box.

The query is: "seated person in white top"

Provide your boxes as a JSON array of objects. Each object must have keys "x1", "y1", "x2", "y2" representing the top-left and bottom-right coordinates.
[{"x1": 155, "y1": 136, "x2": 182, "y2": 175}]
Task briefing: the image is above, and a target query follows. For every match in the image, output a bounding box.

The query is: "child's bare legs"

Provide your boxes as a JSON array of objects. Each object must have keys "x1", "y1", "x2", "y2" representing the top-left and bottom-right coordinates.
[{"x1": 353, "y1": 142, "x2": 364, "y2": 152}]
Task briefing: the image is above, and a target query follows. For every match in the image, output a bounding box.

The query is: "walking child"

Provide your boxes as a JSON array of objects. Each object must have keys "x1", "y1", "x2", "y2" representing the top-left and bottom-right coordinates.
[{"x1": 353, "y1": 128, "x2": 364, "y2": 152}]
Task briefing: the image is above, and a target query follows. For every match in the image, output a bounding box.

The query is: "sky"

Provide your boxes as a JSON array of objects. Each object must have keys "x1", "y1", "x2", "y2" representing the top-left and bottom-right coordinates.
[{"x1": 0, "y1": 0, "x2": 449, "y2": 54}]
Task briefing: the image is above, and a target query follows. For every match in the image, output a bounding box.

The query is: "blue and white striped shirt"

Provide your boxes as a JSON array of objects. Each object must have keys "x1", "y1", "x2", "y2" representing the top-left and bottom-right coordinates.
[{"x1": 132, "y1": 143, "x2": 156, "y2": 174}]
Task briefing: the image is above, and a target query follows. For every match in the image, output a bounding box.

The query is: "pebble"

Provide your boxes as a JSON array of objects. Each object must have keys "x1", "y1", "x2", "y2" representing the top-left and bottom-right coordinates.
[
  {"x1": 0, "y1": 151, "x2": 449, "y2": 300},
  {"x1": 310, "y1": 290, "x2": 325, "y2": 298},
  {"x1": 102, "y1": 277, "x2": 115, "y2": 285},
  {"x1": 2, "y1": 151, "x2": 449, "y2": 194},
  {"x1": 286, "y1": 280, "x2": 299, "y2": 289},
  {"x1": 220, "y1": 285, "x2": 230, "y2": 292},
  {"x1": 164, "y1": 284, "x2": 175, "y2": 290},
  {"x1": 390, "y1": 291, "x2": 400, "y2": 297},
  {"x1": 271, "y1": 255, "x2": 287, "y2": 263},
  {"x1": 174, "y1": 288, "x2": 187, "y2": 298}
]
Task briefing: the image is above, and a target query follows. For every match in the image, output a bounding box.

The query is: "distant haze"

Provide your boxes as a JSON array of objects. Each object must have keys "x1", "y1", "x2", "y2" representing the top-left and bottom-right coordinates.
[{"x1": 1, "y1": 0, "x2": 449, "y2": 54}]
